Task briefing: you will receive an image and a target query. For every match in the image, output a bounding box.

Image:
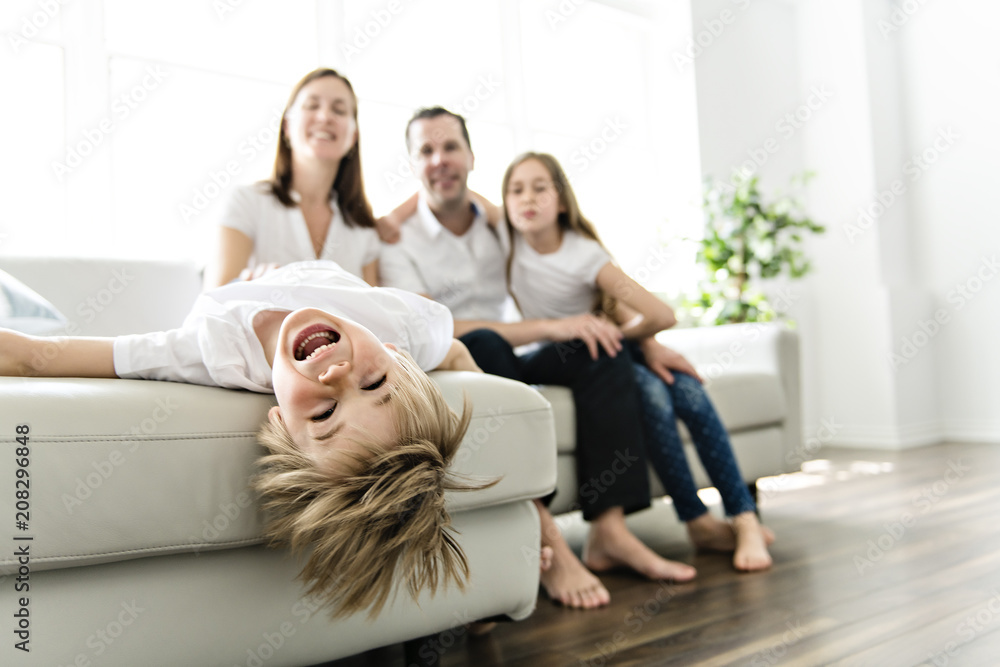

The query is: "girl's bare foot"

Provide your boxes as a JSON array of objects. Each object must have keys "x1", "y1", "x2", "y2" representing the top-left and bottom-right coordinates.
[
  {"x1": 732, "y1": 511, "x2": 773, "y2": 571},
  {"x1": 583, "y1": 507, "x2": 696, "y2": 582},
  {"x1": 536, "y1": 502, "x2": 610, "y2": 609},
  {"x1": 687, "y1": 512, "x2": 776, "y2": 551}
]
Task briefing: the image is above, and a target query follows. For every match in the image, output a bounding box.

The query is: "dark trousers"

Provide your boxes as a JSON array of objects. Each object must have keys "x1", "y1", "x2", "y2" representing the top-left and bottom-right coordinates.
[{"x1": 460, "y1": 329, "x2": 650, "y2": 521}]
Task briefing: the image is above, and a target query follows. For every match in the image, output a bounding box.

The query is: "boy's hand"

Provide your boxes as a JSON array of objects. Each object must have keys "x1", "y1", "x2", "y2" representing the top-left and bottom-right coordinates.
[
  {"x1": 0, "y1": 329, "x2": 35, "y2": 377},
  {"x1": 435, "y1": 339, "x2": 483, "y2": 373}
]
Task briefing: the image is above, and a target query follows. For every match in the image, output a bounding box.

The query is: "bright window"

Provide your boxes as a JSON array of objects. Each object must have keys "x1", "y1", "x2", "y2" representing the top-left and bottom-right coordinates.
[{"x1": 0, "y1": 0, "x2": 700, "y2": 295}]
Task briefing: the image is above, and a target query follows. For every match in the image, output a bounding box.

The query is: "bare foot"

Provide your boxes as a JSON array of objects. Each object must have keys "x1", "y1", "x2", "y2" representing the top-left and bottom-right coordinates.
[
  {"x1": 732, "y1": 511, "x2": 773, "y2": 571},
  {"x1": 536, "y1": 502, "x2": 610, "y2": 609},
  {"x1": 687, "y1": 512, "x2": 738, "y2": 551},
  {"x1": 687, "y1": 512, "x2": 776, "y2": 552},
  {"x1": 539, "y1": 545, "x2": 554, "y2": 572},
  {"x1": 583, "y1": 507, "x2": 696, "y2": 582},
  {"x1": 466, "y1": 621, "x2": 497, "y2": 636}
]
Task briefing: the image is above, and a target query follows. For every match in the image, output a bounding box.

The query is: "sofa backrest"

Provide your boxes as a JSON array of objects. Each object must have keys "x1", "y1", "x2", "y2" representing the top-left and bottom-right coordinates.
[{"x1": 1, "y1": 256, "x2": 202, "y2": 337}]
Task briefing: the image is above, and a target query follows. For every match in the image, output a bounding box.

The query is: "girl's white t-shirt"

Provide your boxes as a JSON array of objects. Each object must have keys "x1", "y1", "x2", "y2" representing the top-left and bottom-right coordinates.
[
  {"x1": 219, "y1": 183, "x2": 381, "y2": 279},
  {"x1": 509, "y1": 230, "x2": 612, "y2": 320},
  {"x1": 113, "y1": 261, "x2": 453, "y2": 393}
]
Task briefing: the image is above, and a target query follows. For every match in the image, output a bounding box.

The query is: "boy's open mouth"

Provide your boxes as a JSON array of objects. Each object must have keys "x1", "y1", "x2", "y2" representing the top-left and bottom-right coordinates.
[{"x1": 293, "y1": 325, "x2": 341, "y2": 361}]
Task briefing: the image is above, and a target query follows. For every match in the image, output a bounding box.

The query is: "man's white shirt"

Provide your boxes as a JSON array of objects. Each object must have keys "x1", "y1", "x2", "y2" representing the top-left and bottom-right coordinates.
[{"x1": 379, "y1": 198, "x2": 510, "y2": 322}]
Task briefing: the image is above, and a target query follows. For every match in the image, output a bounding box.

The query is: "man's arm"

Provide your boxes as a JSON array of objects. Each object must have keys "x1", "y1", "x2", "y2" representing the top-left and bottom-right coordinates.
[
  {"x1": 0, "y1": 330, "x2": 117, "y2": 378},
  {"x1": 453, "y1": 314, "x2": 622, "y2": 360}
]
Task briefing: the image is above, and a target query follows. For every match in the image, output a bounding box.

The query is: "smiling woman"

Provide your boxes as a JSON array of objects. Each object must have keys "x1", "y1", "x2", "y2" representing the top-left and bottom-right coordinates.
[{"x1": 202, "y1": 68, "x2": 383, "y2": 289}]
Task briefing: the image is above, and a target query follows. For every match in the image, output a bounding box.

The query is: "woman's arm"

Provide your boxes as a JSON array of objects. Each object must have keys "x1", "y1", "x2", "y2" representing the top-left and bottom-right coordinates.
[
  {"x1": 204, "y1": 227, "x2": 255, "y2": 290},
  {"x1": 596, "y1": 263, "x2": 676, "y2": 340},
  {"x1": 362, "y1": 260, "x2": 379, "y2": 287},
  {"x1": 0, "y1": 330, "x2": 117, "y2": 378}
]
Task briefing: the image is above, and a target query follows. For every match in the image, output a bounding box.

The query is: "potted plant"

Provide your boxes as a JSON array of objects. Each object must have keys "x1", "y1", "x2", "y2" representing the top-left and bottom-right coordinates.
[{"x1": 681, "y1": 172, "x2": 825, "y2": 326}]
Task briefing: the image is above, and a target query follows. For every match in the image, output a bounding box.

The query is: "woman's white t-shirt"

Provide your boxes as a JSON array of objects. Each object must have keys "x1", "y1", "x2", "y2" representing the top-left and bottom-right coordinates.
[
  {"x1": 113, "y1": 261, "x2": 453, "y2": 392},
  {"x1": 509, "y1": 230, "x2": 612, "y2": 320},
  {"x1": 218, "y1": 183, "x2": 381, "y2": 279}
]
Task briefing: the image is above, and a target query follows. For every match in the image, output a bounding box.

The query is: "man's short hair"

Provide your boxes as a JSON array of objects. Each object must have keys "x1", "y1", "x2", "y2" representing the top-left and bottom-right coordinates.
[
  {"x1": 405, "y1": 106, "x2": 472, "y2": 152},
  {"x1": 253, "y1": 349, "x2": 488, "y2": 618}
]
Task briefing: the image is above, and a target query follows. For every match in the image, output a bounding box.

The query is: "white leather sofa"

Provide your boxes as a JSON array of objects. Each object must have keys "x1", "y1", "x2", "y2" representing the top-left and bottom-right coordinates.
[
  {"x1": 0, "y1": 257, "x2": 556, "y2": 666},
  {"x1": 0, "y1": 257, "x2": 801, "y2": 666}
]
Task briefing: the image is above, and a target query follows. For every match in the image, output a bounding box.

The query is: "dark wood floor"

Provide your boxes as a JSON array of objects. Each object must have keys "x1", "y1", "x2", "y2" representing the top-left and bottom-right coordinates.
[{"x1": 325, "y1": 441, "x2": 1000, "y2": 666}]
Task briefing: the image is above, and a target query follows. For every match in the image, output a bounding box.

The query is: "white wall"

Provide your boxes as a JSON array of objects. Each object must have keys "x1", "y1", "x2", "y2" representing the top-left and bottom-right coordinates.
[{"x1": 691, "y1": 0, "x2": 1000, "y2": 448}]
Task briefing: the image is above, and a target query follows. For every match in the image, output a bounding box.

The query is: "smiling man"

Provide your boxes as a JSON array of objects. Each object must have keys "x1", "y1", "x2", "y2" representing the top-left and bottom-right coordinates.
[{"x1": 0, "y1": 259, "x2": 482, "y2": 618}]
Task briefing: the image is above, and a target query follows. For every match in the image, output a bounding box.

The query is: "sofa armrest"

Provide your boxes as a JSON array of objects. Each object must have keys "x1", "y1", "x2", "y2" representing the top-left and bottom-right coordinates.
[
  {"x1": 0, "y1": 372, "x2": 556, "y2": 573},
  {"x1": 660, "y1": 323, "x2": 803, "y2": 474}
]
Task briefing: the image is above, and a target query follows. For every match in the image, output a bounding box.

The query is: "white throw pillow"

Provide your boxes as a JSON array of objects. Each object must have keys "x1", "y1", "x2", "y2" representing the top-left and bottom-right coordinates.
[{"x1": 0, "y1": 268, "x2": 68, "y2": 334}]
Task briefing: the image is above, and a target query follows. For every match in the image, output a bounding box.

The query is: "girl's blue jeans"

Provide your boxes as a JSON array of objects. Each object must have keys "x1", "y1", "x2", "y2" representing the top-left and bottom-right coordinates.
[{"x1": 631, "y1": 355, "x2": 757, "y2": 522}]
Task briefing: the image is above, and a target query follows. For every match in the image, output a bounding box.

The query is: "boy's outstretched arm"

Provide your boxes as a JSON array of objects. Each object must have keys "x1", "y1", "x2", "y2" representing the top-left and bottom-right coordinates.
[
  {"x1": 0, "y1": 329, "x2": 117, "y2": 378},
  {"x1": 433, "y1": 339, "x2": 482, "y2": 373}
]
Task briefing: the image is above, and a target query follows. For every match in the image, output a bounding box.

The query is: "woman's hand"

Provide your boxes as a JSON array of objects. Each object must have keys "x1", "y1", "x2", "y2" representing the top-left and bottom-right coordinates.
[
  {"x1": 237, "y1": 263, "x2": 281, "y2": 282},
  {"x1": 639, "y1": 338, "x2": 702, "y2": 385},
  {"x1": 547, "y1": 313, "x2": 623, "y2": 360}
]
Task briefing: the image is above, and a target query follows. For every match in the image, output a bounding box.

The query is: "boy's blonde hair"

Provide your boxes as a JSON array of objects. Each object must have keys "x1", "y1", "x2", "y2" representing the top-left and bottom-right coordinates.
[{"x1": 252, "y1": 349, "x2": 484, "y2": 618}]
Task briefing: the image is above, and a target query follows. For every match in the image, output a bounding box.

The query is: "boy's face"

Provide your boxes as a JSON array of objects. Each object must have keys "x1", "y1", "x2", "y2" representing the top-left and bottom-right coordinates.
[{"x1": 269, "y1": 308, "x2": 400, "y2": 467}]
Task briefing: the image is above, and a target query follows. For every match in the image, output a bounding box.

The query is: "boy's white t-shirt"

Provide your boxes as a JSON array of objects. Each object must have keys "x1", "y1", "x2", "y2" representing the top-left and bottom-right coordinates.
[
  {"x1": 218, "y1": 183, "x2": 381, "y2": 279},
  {"x1": 113, "y1": 261, "x2": 453, "y2": 393},
  {"x1": 509, "y1": 231, "x2": 612, "y2": 321}
]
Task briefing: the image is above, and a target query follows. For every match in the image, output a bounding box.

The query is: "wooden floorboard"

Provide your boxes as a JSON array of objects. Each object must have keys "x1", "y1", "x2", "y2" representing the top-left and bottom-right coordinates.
[{"x1": 321, "y1": 441, "x2": 1000, "y2": 666}]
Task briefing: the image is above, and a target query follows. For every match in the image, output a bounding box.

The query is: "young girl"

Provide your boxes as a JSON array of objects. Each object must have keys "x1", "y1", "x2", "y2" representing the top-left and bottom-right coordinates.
[{"x1": 502, "y1": 152, "x2": 773, "y2": 572}]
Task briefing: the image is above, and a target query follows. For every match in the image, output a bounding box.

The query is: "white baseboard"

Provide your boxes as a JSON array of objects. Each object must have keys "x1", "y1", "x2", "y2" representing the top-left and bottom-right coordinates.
[
  {"x1": 817, "y1": 421, "x2": 945, "y2": 451},
  {"x1": 811, "y1": 419, "x2": 1000, "y2": 450}
]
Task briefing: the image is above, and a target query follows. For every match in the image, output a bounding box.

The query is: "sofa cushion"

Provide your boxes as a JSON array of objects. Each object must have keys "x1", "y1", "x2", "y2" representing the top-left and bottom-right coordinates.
[
  {"x1": 539, "y1": 371, "x2": 785, "y2": 455},
  {"x1": 0, "y1": 371, "x2": 556, "y2": 573}
]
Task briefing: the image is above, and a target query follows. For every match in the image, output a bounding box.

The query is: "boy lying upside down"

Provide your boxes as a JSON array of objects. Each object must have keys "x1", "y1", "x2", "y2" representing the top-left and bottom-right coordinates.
[{"x1": 0, "y1": 260, "x2": 487, "y2": 618}]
